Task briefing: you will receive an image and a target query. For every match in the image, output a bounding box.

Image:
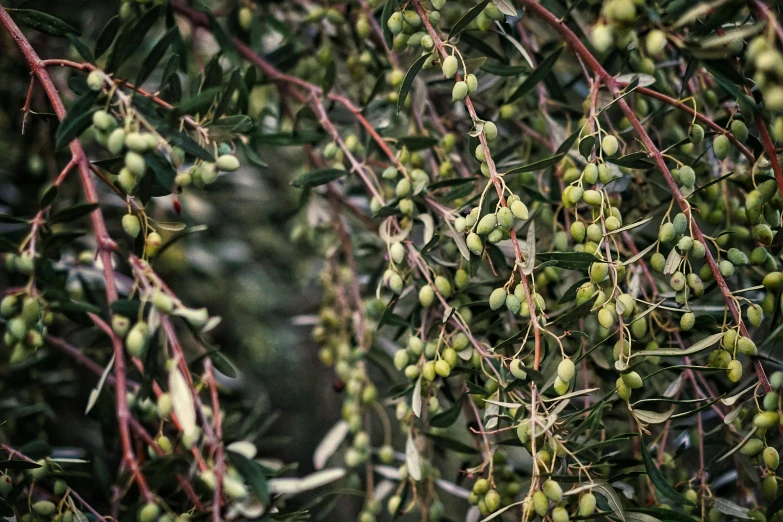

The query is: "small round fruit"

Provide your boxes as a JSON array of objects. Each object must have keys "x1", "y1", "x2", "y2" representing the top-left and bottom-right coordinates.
[
  {"x1": 86, "y1": 70, "x2": 106, "y2": 91},
  {"x1": 601, "y1": 135, "x2": 619, "y2": 156},
  {"x1": 452, "y1": 81, "x2": 468, "y2": 101},
  {"x1": 557, "y1": 358, "x2": 576, "y2": 382},
  {"x1": 713, "y1": 134, "x2": 730, "y2": 160},
  {"x1": 216, "y1": 154, "x2": 240, "y2": 172}
]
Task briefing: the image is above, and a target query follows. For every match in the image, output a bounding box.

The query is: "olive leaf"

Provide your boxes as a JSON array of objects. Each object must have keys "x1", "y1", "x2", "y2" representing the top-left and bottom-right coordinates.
[
  {"x1": 448, "y1": 0, "x2": 491, "y2": 40},
  {"x1": 640, "y1": 441, "x2": 696, "y2": 506},
  {"x1": 313, "y1": 420, "x2": 349, "y2": 470},
  {"x1": 405, "y1": 433, "x2": 422, "y2": 480},
  {"x1": 8, "y1": 9, "x2": 80, "y2": 37},
  {"x1": 506, "y1": 47, "x2": 564, "y2": 104},
  {"x1": 397, "y1": 53, "x2": 430, "y2": 114}
]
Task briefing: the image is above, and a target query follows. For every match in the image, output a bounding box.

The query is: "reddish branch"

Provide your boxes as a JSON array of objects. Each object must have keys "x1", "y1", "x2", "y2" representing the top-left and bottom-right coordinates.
[
  {"x1": 0, "y1": 5, "x2": 151, "y2": 500},
  {"x1": 517, "y1": 0, "x2": 773, "y2": 391}
]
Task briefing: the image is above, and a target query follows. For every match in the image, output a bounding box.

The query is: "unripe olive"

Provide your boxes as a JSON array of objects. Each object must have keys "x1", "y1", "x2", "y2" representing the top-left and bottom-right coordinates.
[
  {"x1": 216, "y1": 155, "x2": 240, "y2": 172},
  {"x1": 737, "y1": 336, "x2": 758, "y2": 356},
  {"x1": 552, "y1": 506, "x2": 569, "y2": 522},
  {"x1": 106, "y1": 128, "x2": 126, "y2": 156},
  {"x1": 52, "y1": 479, "x2": 67, "y2": 497},
  {"x1": 727, "y1": 359, "x2": 743, "y2": 382},
  {"x1": 92, "y1": 109, "x2": 115, "y2": 131},
  {"x1": 679, "y1": 166, "x2": 696, "y2": 187},
  {"x1": 719, "y1": 259, "x2": 735, "y2": 277},
  {"x1": 387, "y1": 495, "x2": 401, "y2": 515},
  {"x1": 689, "y1": 124, "x2": 704, "y2": 145},
  {"x1": 532, "y1": 490, "x2": 549, "y2": 516},
  {"x1": 754, "y1": 411, "x2": 780, "y2": 429},
  {"x1": 764, "y1": 272, "x2": 783, "y2": 289},
  {"x1": 473, "y1": 478, "x2": 490, "y2": 495},
  {"x1": 622, "y1": 370, "x2": 643, "y2": 389},
  {"x1": 434, "y1": 275, "x2": 451, "y2": 298},
  {"x1": 557, "y1": 358, "x2": 575, "y2": 382},
  {"x1": 510, "y1": 200, "x2": 529, "y2": 220},
  {"x1": 8, "y1": 317, "x2": 28, "y2": 341},
  {"x1": 387, "y1": 12, "x2": 403, "y2": 34},
  {"x1": 753, "y1": 224, "x2": 773, "y2": 245},
  {"x1": 86, "y1": 70, "x2": 105, "y2": 91},
  {"x1": 764, "y1": 446, "x2": 780, "y2": 470},
  {"x1": 727, "y1": 248, "x2": 748, "y2": 266},
  {"x1": 145, "y1": 232, "x2": 163, "y2": 257},
  {"x1": 723, "y1": 329, "x2": 738, "y2": 349},
  {"x1": 645, "y1": 29, "x2": 667, "y2": 55},
  {"x1": 741, "y1": 438, "x2": 765, "y2": 457},
  {"x1": 659, "y1": 222, "x2": 675, "y2": 243},
  {"x1": 763, "y1": 474, "x2": 778, "y2": 502},
  {"x1": 731, "y1": 120, "x2": 748, "y2": 143},
  {"x1": 434, "y1": 359, "x2": 451, "y2": 378},
  {"x1": 598, "y1": 307, "x2": 615, "y2": 329},
  {"x1": 452, "y1": 81, "x2": 468, "y2": 101},
  {"x1": 467, "y1": 232, "x2": 483, "y2": 255},
  {"x1": 125, "y1": 151, "x2": 146, "y2": 176},
  {"x1": 138, "y1": 503, "x2": 160, "y2": 522},
  {"x1": 466, "y1": 74, "x2": 478, "y2": 95},
  {"x1": 542, "y1": 479, "x2": 563, "y2": 502},
  {"x1": 112, "y1": 314, "x2": 131, "y2": 337},
  {"x1": 592, "y1": 25, "x2": 613, "y2": 53},
  {"x1": 157, "y1": 392, "x2": 172, "y2": 417},
  {"x1": 713, "y1": 134, "x2": 730, "y2": 160},
  {"x1": 747, "y1": 304, "x2": 763, "y2": 327},
  {"x1": 477, "y1": 214, "x2": 497, "y2": 235},
  {"x1": 0, "y1": 294, "x2": 17, "y2": 318},
  {"x1": 680, "y1": 312, "x2": 695, "y2": 331},
  {"x1": 571, "y1": 221, "x2": 586, "y2": 242},
  {"x1": 510, "y1": 359, "x2": 527, "y2": 379},
  {"x1": 418, "y1": 284, "x2": 435, "y2": 308},
  {"x1": 125, "y1": 132, "x2": 149, "y2": 152},
  {"x1": 582, "y1": 189, "x2": 602, "y2": 206},
  {"x1": 601, "y1": 135, "x2": 619, "y2": 156},
  {"x1": 33, "y1": 501, "x2": 57, "y2": 516},
  {"x1": 118, "y1": 167, "x2": 137, "y2": 193},
  {"x1": 590, "y1": 262, "x2": 609, "y2": 283},
  {"x1": 497, "y1": 207, "x2": 513, "y2": 231},
  {"x1": 579, "y1": 492, "x2": 597, "y2": 517},
  {"x1": 691, "y1": 240, "x2": 706, "y2": 258},
  {"x1": 126, "y1": 322, "x2": 149, "y2": 358},
  {"x1": 505, "y1": 294, "x2": 521, "y2": 314}
]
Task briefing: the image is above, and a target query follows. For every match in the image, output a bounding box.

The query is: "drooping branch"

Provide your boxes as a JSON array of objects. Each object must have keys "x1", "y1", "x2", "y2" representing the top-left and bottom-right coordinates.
[
  {"x1": 517, "y1": 0, "x2": 774, "y2": 392},
  {"x1": 0, "y1": 5, "x2": 151, "y2": 500}
]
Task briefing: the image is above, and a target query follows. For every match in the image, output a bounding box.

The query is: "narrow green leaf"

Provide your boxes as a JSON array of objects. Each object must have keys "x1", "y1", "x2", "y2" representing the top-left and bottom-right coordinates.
[
  {"x1": 0, "y1": 460, "x2": 42, "y2": 470},
  {"x1": 214, "y1": 69, "x2": 243, "y2": 119},
  {"x1": 68, "y1": 35, "x2": 94, "y2": 63},
  {"x1": 55, "y1": 91, "x2": 99, "y2": 150},
  {"x1": 397, "y1": 53, "x2": 430, "y2": 114},
  {"x1": 257, "y1": 131, "x2": 326, "y2": 146},
  {"x1": 174, "y1": 87, "x2": 221, "y2": 116},
  {"x1": 536, "y1": 252, "x2": 599, "y2": 271},
  {"x1": 423, "y1": 433, "x2": 478, "y2": 454},
  {"x1": 94, "y1": 15, "x2": 120, "y2": 59},
  {"x1": 634, "y1": 332, "x2": 724, "y2": 358},
  {"x1": 290, "y1": 168, "x2": 348, "y2": 189},
  {"x1": 135, "y1": 27, "x2": 178, "y2": 88},
  {"x1": 49, "y1": 203, "x2": 99, "y2": 224},
  {"x1": 480, "y1": 62, "x2": 528, "y2": 76},
  {"x1": 395, "y1": 136, "x2": 438, "y2": 151},
  {"x1": 108, "y1": 6, "x2": 162, "y2": 72},
  {"x1": 448, "y1": 0, "x2": 491, "y2": 40},
  {"x1": 506, "y1": 47, "x2": 564, "y2": 104},
  {"x1": 430, "y1": 395, "x2": 465, "y2": 428},
  {"x1": 640, "y1": 441, "x2": 696, "y2": 506},
  {"x1": 227, "y1": 450, "x2": 271, "y2": 504},
  {"x1": 503, "y1": 153, "x2": 565, "y2": 175},
  {"x1": 8, "y1": 9, "x2": 80, "y2": 37}
]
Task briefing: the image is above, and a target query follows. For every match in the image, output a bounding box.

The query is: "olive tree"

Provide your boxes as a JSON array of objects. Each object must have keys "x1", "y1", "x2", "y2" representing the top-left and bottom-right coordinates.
[{"x1": 1, "y1": 0, "x2": 783, "y2": 521}]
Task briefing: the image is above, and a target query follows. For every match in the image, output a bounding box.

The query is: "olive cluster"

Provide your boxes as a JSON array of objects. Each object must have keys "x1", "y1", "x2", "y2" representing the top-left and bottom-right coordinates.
[{"x1": 0, "y1": 291, "x2": 51, "y2": 364}]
